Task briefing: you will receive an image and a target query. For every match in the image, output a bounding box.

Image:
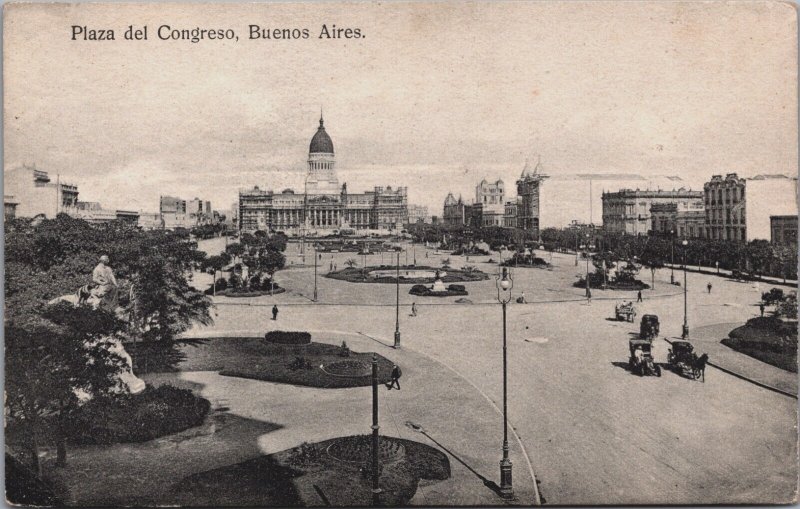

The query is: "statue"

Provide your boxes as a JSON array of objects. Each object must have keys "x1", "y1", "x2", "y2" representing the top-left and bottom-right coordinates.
[
  {"x1": 46, "y1": 255, "x2": 145, "y2": 397},
  {"x1": 90, "y1": 255, "x2": 118, "y2": 311}
]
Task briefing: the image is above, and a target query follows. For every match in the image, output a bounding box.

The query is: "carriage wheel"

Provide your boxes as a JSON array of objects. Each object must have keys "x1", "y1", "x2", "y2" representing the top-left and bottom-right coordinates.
[
  {"x1": 693, "y1": 367, "x2": 702, "y2": 380},
  {"x1": 655, "y1": 365, "x2": 662, "y2": 377}
]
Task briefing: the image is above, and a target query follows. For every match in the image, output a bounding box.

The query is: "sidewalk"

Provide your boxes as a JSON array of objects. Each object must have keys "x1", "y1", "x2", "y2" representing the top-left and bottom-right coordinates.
[
  {"x1": 50, "y1": 331, "x2": 538, "y2": 506},
  {"x1": 663, "y1": 263, "x2": 797, "y2": 288},
  {"x1": 685, "y1": 323, "x2": 797, "y2": 395}
]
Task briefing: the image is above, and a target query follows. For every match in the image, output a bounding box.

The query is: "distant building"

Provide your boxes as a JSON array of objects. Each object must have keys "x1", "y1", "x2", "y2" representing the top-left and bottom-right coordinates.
[
  {"x1": 239, "y1": 116, "x2": 408, "y2": 234},
  {"x1": 503, "y1": 200, "x2": 519, "y2": 228},
  {"x1": 771, "y1": 215, "x2": 797, "y2": 246},
  {"x1": 4, "y1": 165, "x2": 79, "y2": 218},
  {"x1": 476, "y1": 178, "x2": 505, "y2": 227},
  {"x1": 602, "y1": 188, "x2": 703, "y2": 235},
  {"x1": 443, "y1": 193, "x2": 467, "y2": 226},
  {"x1": 160, "y1": 196, "x2": 186, "y2": 214},
  {"x1": 138, "y1": 212, "x2": 164, "y2": 230},
  {"x1": 704, "y1": 173, "x2": 798, "y2": 241},
  {"x1": 516, "y1": 159, "x2": 548, "y2": 236},
  {"x1": 4, "y1": 195, "x2": 18, "y2": 220},
  {"x1": 407, "y1": 204, "x2": 429, "y2": 224},
  {"x1": 650, "y1": 202, "x2": 705, "y2": 239}
]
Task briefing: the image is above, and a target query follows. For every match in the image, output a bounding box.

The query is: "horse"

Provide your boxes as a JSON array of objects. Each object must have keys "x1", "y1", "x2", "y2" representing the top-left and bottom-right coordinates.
[{"x1": 692, "y1": 353, "x2": 709, "y2": 382}]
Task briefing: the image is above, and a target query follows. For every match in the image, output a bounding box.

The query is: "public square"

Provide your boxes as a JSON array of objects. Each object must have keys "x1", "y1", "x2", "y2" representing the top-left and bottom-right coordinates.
[{"x1": 162, "y1": 237, "x2": 797, "y2": 506}]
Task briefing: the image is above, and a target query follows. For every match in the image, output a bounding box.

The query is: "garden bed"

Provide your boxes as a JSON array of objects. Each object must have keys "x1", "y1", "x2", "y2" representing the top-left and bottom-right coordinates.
[
  {"x1": 212, "y1": 287, "x2": 286, "y2": 297},
  {"x1": 167, "y1": 435, "x2": 450, "y2": 507},
  {"x1": 196, "y1": 339, "x2": 396, "y2": 388},
  {"x1": 409, "y1": 284, "x2": 469, "y2": 297},
  {"x1": 722, "y1": 317, "x2": 797, "y2": 372},
  {"x1": 325, "y1": 266, "x2": 487, "y2": 284},
  {"x1": 573, "y1": 278, "x2": 650, "y2": 291}
]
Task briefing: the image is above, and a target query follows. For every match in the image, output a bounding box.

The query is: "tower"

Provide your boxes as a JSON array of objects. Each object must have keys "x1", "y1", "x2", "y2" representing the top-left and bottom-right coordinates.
[
  {"x1": 305, "y1": 114, "x2": 339, "y2": 194},
  {"x1": 516, "y1": 157, "x2": 549, "y2": 236}
]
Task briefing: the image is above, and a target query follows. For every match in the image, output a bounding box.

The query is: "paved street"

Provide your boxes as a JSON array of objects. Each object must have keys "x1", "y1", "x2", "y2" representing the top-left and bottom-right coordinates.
[{"x1": 190, "y1": 239, "x2": 797, "y2": 505}]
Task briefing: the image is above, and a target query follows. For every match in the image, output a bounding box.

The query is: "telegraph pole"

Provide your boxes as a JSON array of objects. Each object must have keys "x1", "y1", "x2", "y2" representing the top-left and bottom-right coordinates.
[{"x1": 371, "y1": 354, "x2": 381, "y2": 506}]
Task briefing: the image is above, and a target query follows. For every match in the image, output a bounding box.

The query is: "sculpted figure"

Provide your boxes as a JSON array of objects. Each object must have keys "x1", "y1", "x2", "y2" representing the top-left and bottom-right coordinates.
[{"x1": 91, "y1": 255, "x2": 118, "y2": 311}]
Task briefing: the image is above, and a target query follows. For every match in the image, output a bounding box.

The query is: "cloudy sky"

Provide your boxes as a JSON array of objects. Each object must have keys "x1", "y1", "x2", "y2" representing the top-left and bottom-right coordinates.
[{"x1": 4, "y1": 1, "x2": 796, "y2": 226}]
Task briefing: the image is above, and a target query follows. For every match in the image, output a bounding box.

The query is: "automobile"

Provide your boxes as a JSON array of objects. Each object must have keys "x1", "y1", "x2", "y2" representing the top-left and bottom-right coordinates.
[
  {"x1": 639, "y1": 314, "x2": 660, "y2": 340},
  {"x1": 614, "y1": 301, "x2": 637, "y2": 322},
  {"x1": 628, "y1": 339, "x2": 661, "y2": 377},
  {"x1": 667, "y1": 340, "x2": 707, "y2": 380}
]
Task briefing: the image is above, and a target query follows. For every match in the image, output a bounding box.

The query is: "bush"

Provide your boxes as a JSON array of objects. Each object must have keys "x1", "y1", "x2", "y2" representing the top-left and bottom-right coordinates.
[
  {"x1": 409, "y1": 284, "x2": 429, "y2": 295},
  {"x1": 215, "y1": 277, "x2": 228, "y2": 291},
  {"x1": 264, "y1": 331, "x2": 312, "y2": 345},
  {"x1": 69, "y1": 385, "x2": 210, "y2": 444},
  {"x1": 762, "y1": 288, "x2": 785, "y2": 305},
  {"x1": 448, "y1": 284, "x2": 466, "y2": 292}
]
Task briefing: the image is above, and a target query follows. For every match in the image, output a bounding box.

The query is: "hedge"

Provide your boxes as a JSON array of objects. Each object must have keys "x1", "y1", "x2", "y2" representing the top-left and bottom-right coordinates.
[{"x1": 264, "y1": 331, "x2": 312, "y2": 345}]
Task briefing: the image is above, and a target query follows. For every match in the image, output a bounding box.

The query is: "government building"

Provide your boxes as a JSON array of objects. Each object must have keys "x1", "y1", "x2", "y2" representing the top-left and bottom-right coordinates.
[{"x1": 238, "y1": 116, "x2": 408, "y2": 234}]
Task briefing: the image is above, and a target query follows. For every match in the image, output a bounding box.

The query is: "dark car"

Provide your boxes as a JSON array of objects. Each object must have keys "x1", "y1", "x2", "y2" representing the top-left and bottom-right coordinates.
[{"x1": 640, "y1": 314, "x2": 660, "y2": 340}]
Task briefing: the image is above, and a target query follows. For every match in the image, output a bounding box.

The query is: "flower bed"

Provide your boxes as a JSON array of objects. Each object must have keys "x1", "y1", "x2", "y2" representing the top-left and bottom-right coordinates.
[
  {"x1": 722, "y1": 317, "x2": 797, "y2": 372},
  {"x1": 321, "y1": 360, "x2": 371, "y2": 377},
  {"x1": 409, "y1": 284, "x2": 469, "y2": 297},
  {"x1": 325, "y1": 266, "x2": 488, "y2": 284}
]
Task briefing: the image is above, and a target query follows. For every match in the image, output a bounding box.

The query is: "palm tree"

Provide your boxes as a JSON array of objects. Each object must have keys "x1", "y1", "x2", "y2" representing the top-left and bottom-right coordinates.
[{"x1": 344, "y1": 258, "x2": 358, "y2": 268}]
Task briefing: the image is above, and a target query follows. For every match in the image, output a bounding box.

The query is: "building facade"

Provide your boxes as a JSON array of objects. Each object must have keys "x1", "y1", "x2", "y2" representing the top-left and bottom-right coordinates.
[
  {"x1": 239, "y1": 116, "x2": 408, "y2": 234},
  {"x1": 516, "y1": 159, "x2": 548, "y2": 236},
  {"x1": 771, "y1": 215, "x2": 798, "y2": 246},
  {"x1": 704, "y1": 173, "x2": 798, "y2": 242},
  {"x1": 407, "y1": 204, "x2": 429, "y2": 224},
  {"x1": 5, "y1": 165, "x2": 79, "y2": 219},
  {"x1": 503, "y1": 200, "x2": 519, "y2": 228},
  {"x1": 4, "y1": 195, "x2": 18, "y2": 220},
  {"x1": 602, "y1": 188, "x2": 704, "y2": 235}
]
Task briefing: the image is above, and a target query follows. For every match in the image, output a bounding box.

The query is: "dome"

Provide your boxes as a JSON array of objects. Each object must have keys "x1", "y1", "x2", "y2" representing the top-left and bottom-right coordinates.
[{"x1": 309, "y1": 116, "x2": 334, "y2": 154}]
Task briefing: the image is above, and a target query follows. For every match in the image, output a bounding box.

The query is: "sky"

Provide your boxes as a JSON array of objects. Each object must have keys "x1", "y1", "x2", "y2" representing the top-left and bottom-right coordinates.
[{"x1": 4, "y1": 1, "x2": 797, "y2": 227}]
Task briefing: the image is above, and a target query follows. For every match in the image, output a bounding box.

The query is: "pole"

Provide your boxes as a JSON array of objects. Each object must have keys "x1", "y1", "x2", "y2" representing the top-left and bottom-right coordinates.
[
  {"x1": 213, "y1": 270, "x2": 217, "y2": 297},
  {"x1": 585, "y1": 251, "x2": 590, "y2": 298},
  {"x1": 499, "y1": 300, "x2": 513, "y2": 498},
  {"x1": 682, "y1": 249, "x2": 689, "y2": 339},
  {"x1": 575, "y1": 233, "x2": 579, "y2": 266},
  {"x1": 313, "y1": 247, "x2": 318, "y2": 302},
  {"x1": 371, "y1": 354, "x2": 381, "y2": 506},
  {"x1": 394, "y1": 252, "x2": 401, "y2": 348},
  {"x1": 670, "y1": 234, "x2": 675, "y2": 284}
]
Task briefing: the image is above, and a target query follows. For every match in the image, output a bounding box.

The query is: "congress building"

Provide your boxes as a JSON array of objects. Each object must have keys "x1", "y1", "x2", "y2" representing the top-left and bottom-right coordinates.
[{"x1": 239, "y1": 116, "x2": 408, "y2": 234}]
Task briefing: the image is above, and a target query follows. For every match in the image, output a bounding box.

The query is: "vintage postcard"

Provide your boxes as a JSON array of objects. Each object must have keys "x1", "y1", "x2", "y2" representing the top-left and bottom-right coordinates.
[{"x1": 3, "y1": 1, "x2": 798, "y2": 506}]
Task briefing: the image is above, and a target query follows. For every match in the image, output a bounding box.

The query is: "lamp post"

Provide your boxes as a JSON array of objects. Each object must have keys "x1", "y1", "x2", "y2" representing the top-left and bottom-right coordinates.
[
  {"x1": 495, "y1": 267, "x2": 514, "y2": 499},
  {"x1": 413, "y1": 242, "x2": 417, "y2": 265},
  {"x1": 716, "y1": 260, "x2": 720, "y2": 275},
  {"x1": 313, "y1": 245, "x2": 318, "y2": 302},
  {"x1": 670, "y1": 230, "x2": 675, "y2": 284},
  {"x1": 370, "y1": 353, "x2": 382, "y2": 506},
  {"x1": 394, "y1": 251, "x2": 401, "y2": 349},
  {"x1": 574, "y1": 232, "x2": 579, "y2": 266},
  {"x1": 682, "y1": 240, "x2": 689, "y2": 339}
]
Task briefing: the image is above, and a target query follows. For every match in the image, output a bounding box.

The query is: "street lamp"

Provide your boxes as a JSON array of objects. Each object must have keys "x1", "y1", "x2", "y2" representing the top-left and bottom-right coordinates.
[
  {"x1": 574, "y1": 232, "x2": 579, "y2": 266},
  {"x1": 682, "y1": 240, "x2": 689, "y2": 339},
  {"x1": 670, "y1": 230, "x2": 675, "y2": 284},
  {"x1": 394, "y1": 251, "x2": 401, "y2": 349},
  {"x1": 495, "y1": 267, "x2": 514, "y2": 499},
  {"x1": 313, "y1": 245, "x2": 318, "y2": 302}
]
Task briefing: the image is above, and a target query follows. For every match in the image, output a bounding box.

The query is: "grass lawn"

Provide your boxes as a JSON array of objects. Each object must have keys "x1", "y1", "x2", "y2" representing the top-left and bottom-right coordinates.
[
  {"x1": 325, "y1": 266, "x2": 488, "y2": 284},
  {"x1": 722, "y1": 317, "x2": 797, "y2": 372},
  {"x1": 167, "y1": 435, "x2": 450, "y2": 506},
  {"x1": 131, "y1": 338, "x2": 398, "y2": 388}
]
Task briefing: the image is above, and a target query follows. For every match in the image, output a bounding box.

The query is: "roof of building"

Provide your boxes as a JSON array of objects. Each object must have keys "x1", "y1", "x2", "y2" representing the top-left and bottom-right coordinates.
[{"x1": 309, "y1": 115, "x2": 334, "y2": 154}]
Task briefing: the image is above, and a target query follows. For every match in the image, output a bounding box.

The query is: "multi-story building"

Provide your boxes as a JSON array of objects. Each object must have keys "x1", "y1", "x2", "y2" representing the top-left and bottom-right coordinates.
[
  {"x1": 475, "y1": 179, "x2": 505, "y2": 227},
  {"x1": 239, "y1": 116, "x2": 408, "y2": 234},
  {"x1": 503, "y1": 200, "x2": 519, "y2": 228},
  {"x1": 4, "y1": 195, "x2": 18, "y2": 220},
  {"x1": 650, "y1": 202, "x2": 706, "y2": 238},
  {"x1": 770, "y1": 215, "x2": 797, "y2": 246},
  {"x1": 516, "y1": 159, "x2": 549, "y2": 236},
  {"x1": 704, "y1": 173, "x2": 798, "y2": 241},
  {"x1": 407, "y1": 204, "x2": 429, "y2": 224},
  {"x1": 4, "y1": 165, "x2": 79, "y2": 218},
  {"x1": 602, "y1": 188, "x2": 703, "y2": 235},
  {"x1": 138, "y1": 212, "x2": 165, "y2": 230},
  {"x1": 443, "y1": 193, "x2": 467, "y2": 226},
  {"x1": 160, "y1": 196, "x2": 186, "y2": 214}
]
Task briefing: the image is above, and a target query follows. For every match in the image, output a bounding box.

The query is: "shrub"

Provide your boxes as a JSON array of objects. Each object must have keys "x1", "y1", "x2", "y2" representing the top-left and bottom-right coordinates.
[
  {"x1": 264, "y1": 331, "x2": 312, "y2": 345},
  {"x1": 215, "y1": 277, "x2": 228, "y2": 291},
  {"x1": 448, "y1": 284, "x2": 466, "y2": 292},
  {"x1": 409, "y1": 284, "x2": 429, "y2": 296},
  {"x1": 69, "y1": 385, "x2": 210, "y2": 444}
]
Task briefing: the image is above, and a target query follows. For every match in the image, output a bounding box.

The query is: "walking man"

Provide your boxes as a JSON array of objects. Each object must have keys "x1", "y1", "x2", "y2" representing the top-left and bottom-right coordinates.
[
  {"x1": 760, "y1": 302, "x2": 765, "y2": 317},
  {"x1": 707, "y1": 282, "x2": 713, "y2": 294},
  {"x1": 272, "y1": 305, "x2": 279, "y2": 320},
  {"x1": 411, "y1": 302, "x2": 417, "y2": 317},
  {"x1": 637, "y1": 290, "x2": 643, "y2": 303},
  {"x1": 386, "y1": 365, "x2": 402, "y2": 390}
]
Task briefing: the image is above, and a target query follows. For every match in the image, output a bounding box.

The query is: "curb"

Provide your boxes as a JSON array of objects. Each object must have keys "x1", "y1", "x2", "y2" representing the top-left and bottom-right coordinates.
[{"x1": 661, "y1": 337, "x2": 797, "y2": 399}]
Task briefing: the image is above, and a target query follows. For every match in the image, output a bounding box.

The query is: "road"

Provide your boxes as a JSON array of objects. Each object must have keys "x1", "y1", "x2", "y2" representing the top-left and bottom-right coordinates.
[{"x1": 191, "y1": 239, "x2": 798, "y2": 505}]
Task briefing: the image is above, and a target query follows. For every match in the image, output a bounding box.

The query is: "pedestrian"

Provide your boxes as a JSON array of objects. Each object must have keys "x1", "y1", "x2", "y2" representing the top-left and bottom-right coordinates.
[
  {"x1": 330, "y1": 261, "x2": 333, "y2": 271},
  {"x1": 272, "y1": 305, "x2": 278, "y2": 320},
  {"x1": 520, "y1": 291, "x2": 526, "y2": 304},
  {"x1": 707, "y1": 282, "x2": 712, "y2": 294},
  {"x1": 411, "y1": 302, "x2": 417, "y2": 317},
  {"x1": 637, "y1": 290, "x2": 643, "y2": 303},
  {"x1": 334, "y1": 264, "x2": 337, "y2": 271},
  {"x1": 587, "y1": 288, "x2": 592, "y2": 302},
  {"x1": 386, "y1": 364, "x2": 402, "y2": 390},
  {"x1": 760, "y1": 302, "x2": 765, "y2": 317}
]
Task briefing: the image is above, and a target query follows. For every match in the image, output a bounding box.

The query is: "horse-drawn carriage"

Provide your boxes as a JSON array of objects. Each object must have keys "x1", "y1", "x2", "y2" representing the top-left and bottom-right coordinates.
[
  {"x1": 614, "y1": 301, "x2": 637, "y2": 322},
  {"x1": 667, "y1": 340, "x2": 708, "y2": 381},
  {"x1": 628, "y1": 339, "x2": 661, "y2": 377},
  {"x1": 639, "y1": 314, "x2": 660, "y2": 340}
]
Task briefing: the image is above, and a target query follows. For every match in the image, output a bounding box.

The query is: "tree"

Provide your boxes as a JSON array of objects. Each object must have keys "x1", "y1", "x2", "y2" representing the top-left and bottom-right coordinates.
[
  {"x1": 344, "y1": 258, "x2": 358, "y2": 268},
  {"x1": 640, "y1": 255, "x2": 665, "y2": 289}
]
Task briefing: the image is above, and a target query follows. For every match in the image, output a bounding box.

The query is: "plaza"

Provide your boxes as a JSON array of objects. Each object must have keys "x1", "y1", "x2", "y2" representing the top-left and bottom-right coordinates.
[{"x1": 50, "y1": 236, "x2": 792, "y2": 506}]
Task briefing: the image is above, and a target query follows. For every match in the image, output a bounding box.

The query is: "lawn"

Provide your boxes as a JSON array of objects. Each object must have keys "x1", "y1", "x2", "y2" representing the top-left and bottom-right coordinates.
[
  {"x1": 722, "y1": 317, "x2": 798, "y2": 372},
  {"x1": 166, "y1": 435, "x2": 450, "y2": 506},
  {"x1": 137, "y1": 338, "x2": 398, "y2": 388}
]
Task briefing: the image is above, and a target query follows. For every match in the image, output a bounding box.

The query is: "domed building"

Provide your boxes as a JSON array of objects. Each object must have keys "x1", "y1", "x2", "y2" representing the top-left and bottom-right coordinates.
[{"x1": 238, "y1": 115, "x2": 408, "y2": 234}]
